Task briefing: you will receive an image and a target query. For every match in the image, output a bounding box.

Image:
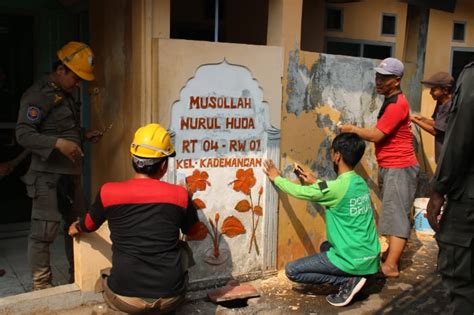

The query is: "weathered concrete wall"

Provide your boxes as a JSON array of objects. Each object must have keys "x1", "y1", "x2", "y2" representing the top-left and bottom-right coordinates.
[
  {"x1": 278, "y1": 49, "x2": 419, "y2": 268},
  {"x1": 278, "y1": 50, "x2": 378, "y2": 267}
]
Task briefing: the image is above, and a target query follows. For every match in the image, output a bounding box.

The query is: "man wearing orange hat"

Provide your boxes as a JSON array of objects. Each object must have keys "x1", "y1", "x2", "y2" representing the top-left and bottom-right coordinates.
[{"x1": 16, "y1": 41, "x2": 102, "y2": 290}]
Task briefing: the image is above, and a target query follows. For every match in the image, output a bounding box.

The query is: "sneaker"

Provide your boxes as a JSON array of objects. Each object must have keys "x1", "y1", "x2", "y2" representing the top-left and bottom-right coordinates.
[{"x1": 326, "y1": 277, "x2": 367, "y2": 307}]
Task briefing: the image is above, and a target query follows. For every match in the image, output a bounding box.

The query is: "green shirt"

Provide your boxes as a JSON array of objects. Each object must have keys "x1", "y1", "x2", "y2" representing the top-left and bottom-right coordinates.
[{"x1": 274, "y1": 171, "x2": 380, "y2": 275}]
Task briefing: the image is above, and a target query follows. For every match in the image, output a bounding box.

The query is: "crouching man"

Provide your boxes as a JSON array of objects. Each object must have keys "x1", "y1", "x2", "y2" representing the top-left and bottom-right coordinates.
[
  {"x1": 69, "y1": 124, "x2": 199, "y2": 314},
  {"x1": 263, "y1": 133, "x2": 380, "y2": 307}
]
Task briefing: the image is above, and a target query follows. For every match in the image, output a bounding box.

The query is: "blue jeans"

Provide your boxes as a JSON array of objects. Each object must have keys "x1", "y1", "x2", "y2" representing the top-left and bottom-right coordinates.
[{"x1": 285, "y1": 242, "x2": 352, "y2": 286}]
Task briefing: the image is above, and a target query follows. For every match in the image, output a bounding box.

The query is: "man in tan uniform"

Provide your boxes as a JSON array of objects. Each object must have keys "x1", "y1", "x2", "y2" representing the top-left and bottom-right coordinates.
[{"x1": 16, "y1": 41, "x2": 101, "y2": 290}]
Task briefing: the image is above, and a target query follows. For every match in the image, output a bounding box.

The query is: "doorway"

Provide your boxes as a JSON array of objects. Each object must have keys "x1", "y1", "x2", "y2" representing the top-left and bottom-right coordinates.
[
  {"x1": 451, "y1": 48, "x2": 474, "y2": 80},
  {"x1": 0, "y1": 0, "x2": 91, "y2": 298},
  {"x1": 0, "y1": 14, "x2": 34, "y2": 223}
]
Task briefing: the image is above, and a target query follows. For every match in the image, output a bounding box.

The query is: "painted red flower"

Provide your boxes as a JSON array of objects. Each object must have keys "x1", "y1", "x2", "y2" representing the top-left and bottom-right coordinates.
[
  {"x1": 231, "y1": 168, "x2": 256, "y2": 195},
  {"x1": 186, "y1": 170, "x2": 211, "y2": 193},
  {"x1": 221, "y1": 216, "x2": 246, "y2": 237}
]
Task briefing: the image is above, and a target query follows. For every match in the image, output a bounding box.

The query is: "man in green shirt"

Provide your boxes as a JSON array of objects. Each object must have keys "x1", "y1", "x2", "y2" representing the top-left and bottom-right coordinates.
[{"x1": 263, "y1": 133, "x2": 380, "y2": 307}]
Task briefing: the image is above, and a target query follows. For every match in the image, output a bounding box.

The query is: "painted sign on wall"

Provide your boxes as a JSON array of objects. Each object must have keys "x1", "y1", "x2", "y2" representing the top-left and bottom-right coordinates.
[{"x1": 169, "y1": 60, "x2": 279, "y2": 284}]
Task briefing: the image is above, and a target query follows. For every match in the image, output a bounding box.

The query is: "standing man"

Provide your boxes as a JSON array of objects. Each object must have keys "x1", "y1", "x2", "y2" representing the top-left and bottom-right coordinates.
[
  {"x1": 427, "y1": 63, "x2": 474, "y2": 313},
  {"x1": 16, "y1": 41, "x2": 102, "y2": 290},
  {"x1": 338, "y1": 58, "x2": 419, "y2": 278},
  {"x1": 69, "y1": 124, "x2": 199, "y2": 314},
  {"x1": 410, "y1": 72, "x2": 454, "y2": 163}
]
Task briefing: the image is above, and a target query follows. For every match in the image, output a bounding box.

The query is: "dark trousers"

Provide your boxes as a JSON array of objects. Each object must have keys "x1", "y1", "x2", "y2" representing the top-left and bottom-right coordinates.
[
  {"x1": 101, "y1": 241, "x2": 194, "y2": 314},
  {"x1": 285, "y1": 241, "x2": 353, "y2": 286},
  {"x1": 24, "y1": 171, "x2": 84, "y2": 289},
  {"x1": 437, "y1": 198, "x2": 474, "y2": 315}
]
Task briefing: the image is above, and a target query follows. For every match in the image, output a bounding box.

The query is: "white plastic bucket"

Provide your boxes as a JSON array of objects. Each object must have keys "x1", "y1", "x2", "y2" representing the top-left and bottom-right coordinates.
[{"x1": 413, "y1": 198, "x2": 434, "y2": 235}]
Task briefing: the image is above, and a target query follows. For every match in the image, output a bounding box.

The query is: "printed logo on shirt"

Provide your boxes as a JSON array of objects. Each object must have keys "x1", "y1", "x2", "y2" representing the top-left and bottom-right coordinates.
[
  {"x1": 353, "y1": 255, "x2": 378, "y2": 261},
  {"x1": 54, "y1": 94, "x2": 62, "y2": 104},
  {"x1": 26, "y1": 106, "x2": 41, "y2": 122},
  {"x1": 349, "y1": 193, "x2": 371, "y2": 216}
]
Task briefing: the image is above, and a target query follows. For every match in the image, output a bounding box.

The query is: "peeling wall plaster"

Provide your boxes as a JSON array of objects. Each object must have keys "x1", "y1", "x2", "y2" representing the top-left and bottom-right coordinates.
[
  {"x1": 286, "y1": 52, "x2": 382, "y2": 167},
  {"x1": 287, "y1": 50, "x2": 381, "y2": 123},
  {"x1": 284, "y1": 50, "x2": 386, "y2": 219}
]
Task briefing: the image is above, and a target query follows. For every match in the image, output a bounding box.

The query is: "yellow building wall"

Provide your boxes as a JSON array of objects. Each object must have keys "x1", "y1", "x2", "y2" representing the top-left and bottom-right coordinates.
[
  {"x1": 278, "y1": 52, "x2": 330, "y2": 265},
  {"x1": 419, "y1": 0, "x2": 474, "y2": 173},
  {"x1": 425, "y1": 0, "x2": 474, "y2": 76},
  {"x1": 325, "y1": 0, "x2": 408, "y2": 59}
]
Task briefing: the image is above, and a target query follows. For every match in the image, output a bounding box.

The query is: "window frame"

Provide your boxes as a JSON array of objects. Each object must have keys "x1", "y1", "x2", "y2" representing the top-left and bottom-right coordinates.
[
  {"x1": 325, "y1": 37, "x2": 394, "y2": 59},
  {"x1": 452, "y1": 21, "x2": 466, "y2": 42},
  {"x1": 450, "y1": 46, "x2": 474, "y2": 79},
  {"x1": 381, "y1": 13, "x2": 397, "y2": 37},
  {"x1": 325, "y1": 7, "x2": 344, "y2": 32}
]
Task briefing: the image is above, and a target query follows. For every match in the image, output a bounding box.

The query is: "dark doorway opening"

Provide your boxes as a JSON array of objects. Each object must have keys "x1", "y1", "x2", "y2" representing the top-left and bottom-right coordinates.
[
  {"x1": 0, "y1": 0, "x2": 91, "y2": 298},
  {"x1": 0, "y1": 13, "x2": 34, "y2": 223},
  {"x1": 451, "y1": 49, "x2": 474, "y2": 80}
]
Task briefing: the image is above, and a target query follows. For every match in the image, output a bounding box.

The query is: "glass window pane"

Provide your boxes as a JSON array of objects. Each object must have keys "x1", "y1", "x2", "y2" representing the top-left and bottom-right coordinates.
[
  {"x1": 326, "y1": 41, "x2": 360, "y2": 57},
  {"x1": 326, "y1": 8, "x2": 343, "y2": 31},
  {"x1": 363, "y1": 44, "x2": 392, "y2": 59},
  {"x1": 453, "y1": 22, "x2": 465, "y2": 41},
  {"x1": 382, "y1": 14, "x2": 396, "y2": 35}
]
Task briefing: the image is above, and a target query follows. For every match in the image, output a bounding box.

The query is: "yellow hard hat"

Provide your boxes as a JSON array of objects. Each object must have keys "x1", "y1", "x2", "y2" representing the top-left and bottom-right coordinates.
[
  {"x1": 130, "y1": 124, "x2": 176, "y2": 158},
  {"x1": 57, "y1": 41, "x2": 95, "y2": 81}
]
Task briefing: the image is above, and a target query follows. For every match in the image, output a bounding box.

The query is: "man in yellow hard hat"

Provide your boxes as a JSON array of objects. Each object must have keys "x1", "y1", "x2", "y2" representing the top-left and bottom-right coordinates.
[
  {"x1": 16, "y1": 41, "x2": 103, "y2": 290},
  {"x1": 68, "y1": 124, "x2": 201, "y2": 314}
]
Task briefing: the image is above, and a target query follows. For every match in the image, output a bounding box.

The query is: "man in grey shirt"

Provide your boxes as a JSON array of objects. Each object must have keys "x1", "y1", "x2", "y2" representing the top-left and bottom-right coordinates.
[{"x1": 410, "y1": 71, "x2": 454, "y2": 163}]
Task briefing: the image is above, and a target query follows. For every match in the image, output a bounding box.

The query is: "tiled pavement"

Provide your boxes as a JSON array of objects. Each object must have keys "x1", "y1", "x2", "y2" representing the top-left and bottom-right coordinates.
[{"x1": 0, "y1": 222, "x2": 70, "y2": 298}]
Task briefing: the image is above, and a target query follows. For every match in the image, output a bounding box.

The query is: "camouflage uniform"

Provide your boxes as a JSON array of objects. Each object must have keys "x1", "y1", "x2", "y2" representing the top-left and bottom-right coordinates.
[{"x1": 16, "y1": 75, "x2": 85, "y2": 289}]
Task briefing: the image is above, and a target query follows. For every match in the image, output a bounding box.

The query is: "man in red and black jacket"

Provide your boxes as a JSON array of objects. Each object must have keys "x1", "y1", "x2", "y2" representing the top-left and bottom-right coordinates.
[{"x1": 69, "y1": 123, "x2": 199, "y2": 314}]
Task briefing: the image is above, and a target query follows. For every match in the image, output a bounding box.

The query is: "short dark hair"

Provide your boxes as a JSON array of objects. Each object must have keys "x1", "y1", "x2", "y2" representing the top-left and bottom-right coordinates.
[
  {"x1": 132, "y1": 156, "x2": 168, "y2": 175},
  {"x1": 331, "y1": 133, "x2": 366, "y2": 168},
  {"x1": 52, "y1": 60, "x2": 71, "y2": 73}
]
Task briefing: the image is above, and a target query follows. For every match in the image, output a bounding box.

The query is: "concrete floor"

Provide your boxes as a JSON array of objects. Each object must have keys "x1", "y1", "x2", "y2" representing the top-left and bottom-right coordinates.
[
  {"x1": 0, "y1": 222, "x2": 70, "y2": 297},
  {"x1": 38, "y1": 231, "x2": 451, "y2": 315}
]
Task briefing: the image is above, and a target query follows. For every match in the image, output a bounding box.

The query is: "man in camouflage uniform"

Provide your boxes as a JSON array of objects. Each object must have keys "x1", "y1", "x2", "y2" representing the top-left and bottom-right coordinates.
[{"x1": 16, "y1": 41, "x2": 101, "y2": 290}]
